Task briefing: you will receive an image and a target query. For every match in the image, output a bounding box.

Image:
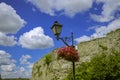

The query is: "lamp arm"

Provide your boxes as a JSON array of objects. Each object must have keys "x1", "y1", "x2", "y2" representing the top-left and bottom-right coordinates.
[
  {"x1": 59, "y1": 37, "x2": 70, "y2": 46},
  {"x1": 58, "y1": 32, "x2": 74, "y2": 47}
]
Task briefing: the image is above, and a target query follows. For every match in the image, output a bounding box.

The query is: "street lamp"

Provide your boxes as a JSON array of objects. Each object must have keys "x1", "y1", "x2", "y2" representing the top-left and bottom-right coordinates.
[
  {"x1": 51, "y1": 21, "x2": 76, "y2": 80},
  {"x1": 51, "y1": 21, "x2": 62, "y2": 40}
]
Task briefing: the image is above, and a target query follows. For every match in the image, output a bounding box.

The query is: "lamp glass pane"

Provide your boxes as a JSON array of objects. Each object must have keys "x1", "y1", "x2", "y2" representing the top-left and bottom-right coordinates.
[
  {"x1": 56, "y1": 26, "x2": 62, "y2": 35},
  {"x1": 52, "y1": 26, "x2": 57, "y2": 35}
]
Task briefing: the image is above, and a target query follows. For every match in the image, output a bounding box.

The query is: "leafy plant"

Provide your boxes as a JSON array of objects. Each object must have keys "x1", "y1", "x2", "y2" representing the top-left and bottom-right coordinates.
[
  {"x1": 64, "y1": 49, "x2": 120, "y2": 80},
  {"x1": 44, "y1": 53, "x2": 52, "y2": 65},
  {"x1": 99, "y1": 44, "x2": 108, "y2": 50}
]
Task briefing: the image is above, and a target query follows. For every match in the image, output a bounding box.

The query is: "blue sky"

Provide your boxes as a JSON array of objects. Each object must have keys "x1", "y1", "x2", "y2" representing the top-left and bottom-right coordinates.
[{"x1": 0, "y1": 0, "x2": 120, "y2": 78}]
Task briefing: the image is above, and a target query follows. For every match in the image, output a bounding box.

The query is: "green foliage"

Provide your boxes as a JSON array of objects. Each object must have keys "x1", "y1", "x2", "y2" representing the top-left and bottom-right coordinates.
[
  {"x1": 90, "y1": 50, "x2": 120, "y2": 80},
  {"x1": 64, "y1": 49, "x2": 120, "y2": 80},
  {"x1": 52, "y1": 76, "x2": 58, "y2": 80},
  {"x1": 99, "y1": 44, "x2": 108, "y2": 50},
  {"x1": 64, "y1": 62, "x2": 93, "y2": 80},
  {"x1": 44, "y1": 53, "x2": 52, "y2": 65},
  {"x1": 38, "y1": 71, "x2": 42, "y2": 77}
]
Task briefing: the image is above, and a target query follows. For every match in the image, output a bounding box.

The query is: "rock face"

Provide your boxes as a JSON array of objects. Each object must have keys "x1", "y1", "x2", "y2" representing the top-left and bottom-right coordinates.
[{"x1": 31, "y1": 29, "x2": 120, "y2": 80}]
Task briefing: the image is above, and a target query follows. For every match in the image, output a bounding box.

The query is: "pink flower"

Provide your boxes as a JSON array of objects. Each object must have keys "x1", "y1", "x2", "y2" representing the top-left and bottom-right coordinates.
[{"x1": 57, "y1": 46, "x2": 80, "y2": 62}]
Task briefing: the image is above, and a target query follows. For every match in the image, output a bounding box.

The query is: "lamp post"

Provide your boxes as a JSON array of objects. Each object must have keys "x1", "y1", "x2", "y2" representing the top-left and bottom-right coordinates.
[{"x1": 51, "y1": 21, "x2": 76, "y2": 80}]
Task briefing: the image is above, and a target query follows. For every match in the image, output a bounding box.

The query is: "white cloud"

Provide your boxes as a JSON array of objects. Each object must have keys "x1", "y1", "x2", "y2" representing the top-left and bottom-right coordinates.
[
  {"x1": 18, "y1": 67, "x2": 32, "y2": 78},
  {"x1": 1, "y1": 71, "x2": 19, "y2": 78},
  {"x1": 19, "y1": 27, "x2": 54, "y2": 49},
  {"x1": 1, "y1": 69, "x2": 32, "y2": 78},
  {"x1": 91, "y1": 18, "x2": 120, "y2": 38},
  {"x1": 0, "y1": 50, "x2": 33, "y2": 78},
  {"x1": 1, "y1": 63, "x2": 16, "y2": 72},
  {"x1": 0, "y1": 32, "x2": 17, "y2": 46},
  {"x1": 19, "y1": 55, "x2": 33, "y2": 68},
  {"x1": 75, "y1": 18, "x2": 120, "y2": 43},
  {"x1": 0, "y1": 2, "x2": 26, "y2": 34},
  {"x1": 91, "y1": 0, "x2": 120, "y2": 22},
  {"x1": 0, "y1": 2, "x2": 26, "y2": 46},
  {"x1": 28, "y1": 63, "x2": 33, "y2": 69},
  {"x1": 20, "y1": 55, "x2": 31, "y2": 64},
  {"x1": 27, "y1": 0, "x2": 93, "y2": 17},
  {"x1": 27, "y1": 0, "x2": 54, "y2": 15},
  {"x1": 20, "y1": 67, "x2": 25, "y2": 72},
  {"x1": 75, "y1": 35, "x2": 91, "y2": 43},
  {"x1": 0, "y1": 50, "x2": 17, "y2": 77},
  {"x1": 19, "y1": 55, "x2": 33, "y2": 78},
  {"x1": 86, "y1": 26, "x2": 98, "y2": 31},
  {"x1": 18, "y1": 67, "x2": 30, "y2": 78},
  {"x1": 0, "y1": 50, "x2": 15, "y2": 65}
]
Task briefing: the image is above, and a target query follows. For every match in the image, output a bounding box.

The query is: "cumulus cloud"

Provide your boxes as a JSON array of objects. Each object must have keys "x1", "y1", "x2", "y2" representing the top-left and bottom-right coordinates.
[
  {"x1": 27, "y1": 0, "x2": 93, "y2": 17},
  {"x1": 19, "y1": 55, "x2": 33, "y2": 78},
  {"x1": 75, "y1": 35, "x2": 91, "y2": 43},
  {"x1": 1, "y1": 71, "x2": 18, "y2": 78},
  {"x1": 27, "y1": 0, "x2": 54, "y2": 15},
  {"x1": 75, "y1": 18, "x2": 120, "y2": 43},
  {"x1": 0, "y1": 50, "x2": 33, "y2": 78},
  {"x1": 91, "y1": 0, "x2": 120, "y2": 22},
  {"x1": 91, "y1": 18, "x2": 120, "y2": 38},
  {"x1": 0, "y1": 2, "x2": 26, "y2": 46},
  {"x1": 19, "y1": 27, "x2": 54, "y2": 49},
  {"x1": 0, "y1": 32, "x2": 17, "y2": 46},
  {"x1": 1, "y1": 63, "x2": 16, "y2": 72},
  {"x1": 20, "y1": 55, "x2": 33, "y2": 70},
  {"x1": 0, "y1": 2, "x2": 26, "y2": 34},
  {"x1": 0, "y1": 50, "x2": 16, "y2": 77},
  {"x1": 20, "y1": 55, "x2": 31, "y2": 64},
  {"x1": 1, "y1": 69, "x2": 31, "y2": 78},
  {"x1": 18, "y1": 66, "x2": 32, "y2": 78},
  {"x1": 0, "y1": 50, "x2": 15, "y2": 65}
]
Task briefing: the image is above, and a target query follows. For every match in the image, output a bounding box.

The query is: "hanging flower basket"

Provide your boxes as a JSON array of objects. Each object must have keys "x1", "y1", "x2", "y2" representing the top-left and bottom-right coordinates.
[{"x1": 57, "y1": 46, "x2": 79, "y2": 62}]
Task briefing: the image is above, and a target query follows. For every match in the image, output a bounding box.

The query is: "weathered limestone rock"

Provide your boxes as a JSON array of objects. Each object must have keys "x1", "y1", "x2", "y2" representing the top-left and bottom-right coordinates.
[{"x1": 31, "y1": 29, "x2": 120, "y2": 80}]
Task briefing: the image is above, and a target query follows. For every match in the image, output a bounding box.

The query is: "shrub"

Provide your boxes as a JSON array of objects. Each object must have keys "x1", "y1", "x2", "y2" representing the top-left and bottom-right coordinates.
[
  {"x1": 64, "y1": 49, "x2": 120, "y2": 80},
  {"x1": 44, "y1": 53, "x2": 52, "y2": 65}
]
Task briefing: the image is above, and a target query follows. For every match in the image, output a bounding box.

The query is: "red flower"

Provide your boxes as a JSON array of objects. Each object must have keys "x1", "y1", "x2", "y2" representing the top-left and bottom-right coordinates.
[{"x1": 57, "y1": 46, "x2": 80, "y2": 62}]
